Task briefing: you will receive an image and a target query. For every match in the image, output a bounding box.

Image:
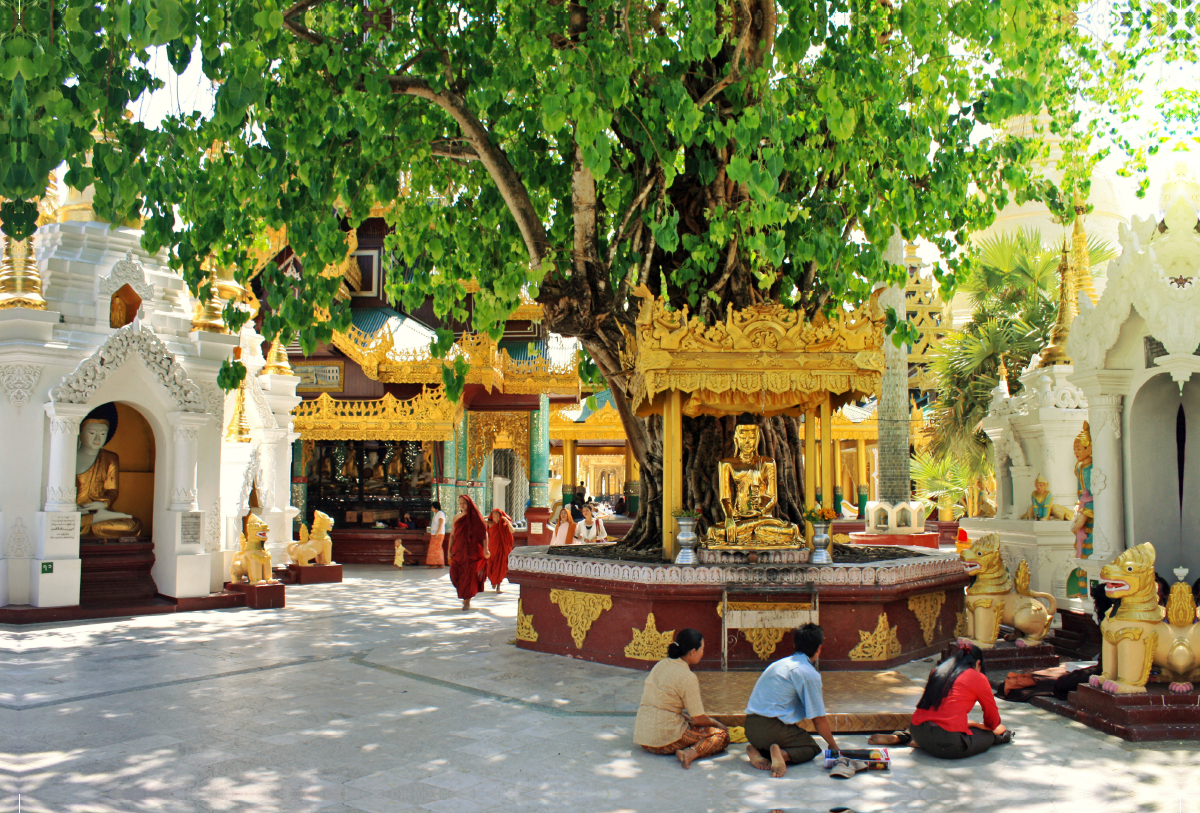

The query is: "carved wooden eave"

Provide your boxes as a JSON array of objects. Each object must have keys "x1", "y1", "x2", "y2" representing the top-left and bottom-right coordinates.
[
  {"x1": 462, "y1": 280, "x2": 544, "y2": 321},
  {"x1": 248, "y1": 225, "x2": 360, "y2": 295},
  {"x1": 550, "y1": 401, "x2": 628, "y2": 441},
  {"x1": 622, "y1": 287, "x2": 886, "y2": 418},
  {"x1": 290, "y1": 390, "x2": 460, "y2": 441},
  {"x1": 330, "y1": 325, "x2": 581, "y2": 397},
  {"x1": 467, "y1": 411, "x2": 531, "y2": 478}
]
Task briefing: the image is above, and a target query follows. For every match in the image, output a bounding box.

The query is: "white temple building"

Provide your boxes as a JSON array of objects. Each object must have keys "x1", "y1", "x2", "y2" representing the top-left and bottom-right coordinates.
[{"x1": 0, "y1": 191, "x2": 299, "y2": 612}]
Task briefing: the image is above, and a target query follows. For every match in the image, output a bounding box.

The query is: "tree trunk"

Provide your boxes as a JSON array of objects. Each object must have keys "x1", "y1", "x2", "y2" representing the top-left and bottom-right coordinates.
[{"x1": 618, "y1": 412, "x2": 807, "y2": 552}]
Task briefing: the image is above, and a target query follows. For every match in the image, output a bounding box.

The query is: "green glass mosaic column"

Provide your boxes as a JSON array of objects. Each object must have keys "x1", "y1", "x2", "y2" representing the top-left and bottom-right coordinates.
[
  {"x1": 291, "y1": 438, "x2": 307, "y2": 534},
  {"x1": 529, "y1": 394, "x2": 550, "y2": 509}
]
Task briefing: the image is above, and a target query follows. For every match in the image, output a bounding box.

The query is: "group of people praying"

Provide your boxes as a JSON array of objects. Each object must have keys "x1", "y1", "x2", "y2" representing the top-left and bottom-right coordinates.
[
  {"x1": 422, "y1": 495, "x2": 516, "y2": 611},
  {"x1": 634, "y1": 624, "x2": 1011, "y2": 775},
  {"x1": 549, "y1": 502, "x2": 608, "y2": 546}
]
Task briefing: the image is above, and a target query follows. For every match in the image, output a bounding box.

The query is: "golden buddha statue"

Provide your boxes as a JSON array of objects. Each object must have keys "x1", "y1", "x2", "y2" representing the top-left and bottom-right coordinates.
[
  {"x1": 75, "y1": 411, "x2": 143, "y2": 538},
  {"x1": 704, "y1": 424, "x2": 802, "y2": 549}
]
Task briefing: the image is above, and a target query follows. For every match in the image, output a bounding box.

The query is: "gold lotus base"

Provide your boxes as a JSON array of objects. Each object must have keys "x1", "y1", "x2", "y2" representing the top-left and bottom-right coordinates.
[{"x1": 0, "y1": 295, "x2": 47, "y2": 310}]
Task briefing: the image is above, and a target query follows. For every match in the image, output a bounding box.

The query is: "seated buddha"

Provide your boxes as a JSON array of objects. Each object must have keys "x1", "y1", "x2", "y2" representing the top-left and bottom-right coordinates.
[
  {"x1": 704, "y1": 424, "x2": 802, "y2": 549},
  {"x1": 75, "y1": 412, "x2": 143, "y2": 538}
]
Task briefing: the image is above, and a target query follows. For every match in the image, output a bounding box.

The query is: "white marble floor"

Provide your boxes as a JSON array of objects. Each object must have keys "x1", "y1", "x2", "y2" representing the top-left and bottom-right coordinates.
[{"x1": 1, "y1": 565, "x2": 1197, "y2": 813}]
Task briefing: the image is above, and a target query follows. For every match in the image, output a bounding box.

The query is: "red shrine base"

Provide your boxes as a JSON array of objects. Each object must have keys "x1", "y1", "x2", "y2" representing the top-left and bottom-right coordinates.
[
  {"x1": 225, "y1": 581, "x2": 286, "y2": 609},
  {"x1": 277, "y1": 563, "x2": 344, "y2": 585},
  {"x1": 942, "y1": 640, "x2": 1061, "y2": 673},
  {"x1": 849, "y1": 532, "x2": 941, "y2": 549},
  {"x1": 509, "y1": 548, "x2": 968, "y2": 671},
  {"x1": 1032, "y1": 683, "x2": 1200, "y2": 741}
]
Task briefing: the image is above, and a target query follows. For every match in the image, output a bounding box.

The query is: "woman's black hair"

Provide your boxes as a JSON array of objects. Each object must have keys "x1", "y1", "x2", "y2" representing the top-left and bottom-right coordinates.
[
  {"x1": 917, "y1": 643, "x2": 985, "y2": 711},
  {"x1": 667, "y1": 628, "x2": 704, "y2": 659},
  {"x1": 431, "y1": 501, "x2": 442, "y2": 511}
]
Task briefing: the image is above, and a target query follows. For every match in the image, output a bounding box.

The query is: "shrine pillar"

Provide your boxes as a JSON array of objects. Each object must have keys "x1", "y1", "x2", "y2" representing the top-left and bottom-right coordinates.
[
  {"x1": 804, "y1": 408, "x2": 816, "y2": 541},
  {"x1": 439, "y1": 428, "x2": 457, "y2": 509},
  {"x1": 623, "y1": 443, "x2": 640, "y2": 514},
  {"x1": 526, "y1": 397, "x2": 552, "y2": 544},
  {"x1": 820, "y1": 397, "x2": 834, "y2": 512},
  {"x1": 662, "y1": 389, "x2": 683, "y2": 560},
  {"x1": 856, "y1": 438, "x2": 868, "y2": 519},
  {"x1": 832, "y1": 438, "x2": 843, "y2": 516},
  {"x1": 1087, "y1": 394, "x2": 1124, "y2": 561},
  {"x1": 562, "y1": 439, "x2": 578, "y2": 505}
]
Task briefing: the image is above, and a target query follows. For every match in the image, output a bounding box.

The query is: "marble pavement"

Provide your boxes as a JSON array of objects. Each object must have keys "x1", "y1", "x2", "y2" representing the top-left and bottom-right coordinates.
[{"x1": 1, "y1": 566, "x2": 1197, "y2": 813}]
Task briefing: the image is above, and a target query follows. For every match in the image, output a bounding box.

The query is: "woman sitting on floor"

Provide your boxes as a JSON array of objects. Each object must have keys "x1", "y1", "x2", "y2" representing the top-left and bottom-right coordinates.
[
  {"x1": 633, "y1": 629, "x2": 729, "y2": 769},
  {"x1": 869, "y1": 641, "x2": 1011, "y2": 758}
]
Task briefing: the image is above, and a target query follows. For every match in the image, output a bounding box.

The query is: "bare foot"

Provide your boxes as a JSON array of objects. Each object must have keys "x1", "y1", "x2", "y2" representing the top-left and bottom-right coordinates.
[
  {"x1": 746, "y1": 744, "x2": 770, "y2": 771},
  {"x1": 768, "y1": 743, "x2": 788, "y2": 778},
  {"x1": 495, "y1": 586, "x2": 503, "y2": 593},
  {"x1": 868, "y1": 733, "x2": 904, "y2": 745},
  {"x1": 676, "y1": 746, "x2": 697, "y2": 770},
  {"x1": 462, "y1": 600, "x2": 471, "y2": 611}
]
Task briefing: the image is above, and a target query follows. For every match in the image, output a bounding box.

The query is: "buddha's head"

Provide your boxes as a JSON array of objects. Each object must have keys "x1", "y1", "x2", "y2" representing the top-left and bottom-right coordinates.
[
  {"x1": 733, "y1": 424, "x2": 760, "y2": 458},
  {"x1": 1073, "y1": 422, "x2": 1092, "y2": 464},
  {"x1": 79, "y1": 418, "x2": 111, "y2": 452}
]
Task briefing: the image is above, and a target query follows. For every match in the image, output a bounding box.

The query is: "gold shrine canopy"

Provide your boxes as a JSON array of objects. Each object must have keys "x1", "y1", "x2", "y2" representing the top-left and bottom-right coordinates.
[
  {"x1": 622, "y1": 286, "x2": 886, "y2": 419},
  {"x1": 292, "y1": 388, "x2": 459, "y2": 441}
]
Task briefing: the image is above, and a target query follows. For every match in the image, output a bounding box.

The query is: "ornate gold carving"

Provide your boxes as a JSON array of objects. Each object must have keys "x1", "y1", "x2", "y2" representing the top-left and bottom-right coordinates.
[
  {"x1": 516, "y1": 600, "x2": 539, "y2": 643},
  {"x1": 905, "y1": 269, "x2": 948, "y2": 391},
  {"x1": 1139, "y1": 631, "x2": 1158, "y2": 686},
  {"x1": 954, "y1": 610, "x2": 967, "y2": 638},
  {"x1": 261, "y1": 340, "x2": 294, "y2": 376},
  {"x1": 0, "y1": 234, "x2": 47, "y2": 311},
  {"x1": 743, "y1": 628, "x2": 787, "y2": 661},
  {"x1": 291, "y1": 390, "x2": 459, "y2": 441},
  {"x1": 704, "y1": 424, "x2": 801, "y2": 549},
  {"x1": 550, "y1": 401, "x2": 628, "y2": 441},
  {"x1": 1167, "y1": 582, "x2": 1198, "y2": 628},
  {"x1": 1103, "y1": 626, "x2": 1146, "y2": 644},
  {"x1": 225, "y1": 381, "x2": 252, "y2": 442},
  {"x1": 848, "y1": 613, "x2": 902, "y2": 661},
  {"x1": 624, "y1": 613, "x2": 674, "y2": 660},
  {"x1": 549, "y1": 589, "x2": 613, "y2": 649},
  {"x1": 468, "y1": 411, "x2": 531, "y2": 478},
  {"x1": 716, "y1": 601, "x2": 813, "y2": 616},
  {"x1": 908, "y1": 592, "x2": 947, "y2": 647},
  {"x1": 622, "y1": 286, "x2": 886, "y2": 417}
]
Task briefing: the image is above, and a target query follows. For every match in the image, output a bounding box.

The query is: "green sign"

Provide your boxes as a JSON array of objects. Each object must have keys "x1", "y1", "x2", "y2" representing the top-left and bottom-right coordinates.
[{"x1": 41, "y1": 562, "x2": 53, "y2": 574}]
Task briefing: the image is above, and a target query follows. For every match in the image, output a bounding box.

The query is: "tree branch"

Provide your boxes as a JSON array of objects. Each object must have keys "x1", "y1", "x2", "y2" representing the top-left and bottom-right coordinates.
[
  {"x1": 606, "y1": 168, "x2": 658, "y2": 269},
  {"x1": 388, "y1": 76, "x2": 551, "y2": 269},
  {"x1": 430, "y1": 142, "x2": 480, "y2": 161}
]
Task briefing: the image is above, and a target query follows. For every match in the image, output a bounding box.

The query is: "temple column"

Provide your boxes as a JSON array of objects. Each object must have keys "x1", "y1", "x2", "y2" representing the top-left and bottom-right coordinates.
[
  {"x1": 832, "y1": 438, "x2": 843, "y2": 516},
  {"x1": 456, "y1": 410, "x2": 469, "y2": 508},
  {"x1": 562, "y1": 439, "x2": 577, "y2": 506},
  {"x1": 856, "y1": 438, "x2": 868, "y2": 519},
  {"x1": 804, "y1": 409, "x2": 816, "y2": 542},
  {"x1": 440, "y1": 432, "x2": 456, "y2": 509},
  {"x1": 1087, "y1": 394, "x2": 1125, "y2": 560},
  {"x1": 44, "y1": 403, "x2": 89, "y2": 512},
  {"x1": 662, "y1": 389, "x2": 683, "y2": 561},
  {"x1": 820, "y1": 397, "x2": 834, "y2": 512},
  {"x1": 526, "y1": 396, "x2": 550, "y2": 545},
  {"x1": 623, "y1": 442, "x2": 641, "y2": 514},
  {"x1": 167, "y1": 412, "x2": 208, "y2": 511},
  {"x1": 291, "y1": 438, "x2": 308, "y2": 534}
]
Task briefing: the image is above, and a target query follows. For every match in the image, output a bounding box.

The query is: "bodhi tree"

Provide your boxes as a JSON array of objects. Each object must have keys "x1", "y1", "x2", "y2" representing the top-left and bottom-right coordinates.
[{"x1": 2, "y1": 0, "x2": 1154, "y2": 550}]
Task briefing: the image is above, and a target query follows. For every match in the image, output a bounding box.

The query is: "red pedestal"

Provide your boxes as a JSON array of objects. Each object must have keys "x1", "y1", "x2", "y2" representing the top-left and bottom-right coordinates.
[
  {"x1": 1032, "y1": 683, "x2": 1200, "y2": 741},
  {"x1": 286, "y1": 563, "x2": 343, "y2": 584},
  {"x1": 943, "y1": 640, "x2": 1061, "y2": 673},
  {"x1": 524, "y1": 507, "x2": 554, "y2": 546},
  {"x1": 849, "y1": 531, "x2": 941, "y2": 549},
  {"x1": 226, "y1": 581, "x2": 286, "y2": 609}
]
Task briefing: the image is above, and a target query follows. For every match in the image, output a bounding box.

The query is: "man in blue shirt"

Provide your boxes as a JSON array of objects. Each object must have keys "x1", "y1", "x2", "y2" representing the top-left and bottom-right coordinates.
[{"x1": 744, "y1": 623, "x2": 839, "y2": 776}]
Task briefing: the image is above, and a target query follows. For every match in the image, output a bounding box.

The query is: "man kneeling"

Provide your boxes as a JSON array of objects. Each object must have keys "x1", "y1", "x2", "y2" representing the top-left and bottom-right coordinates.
[{"x1": 744, "y1": 623, "x2": 838, "y2": 777}]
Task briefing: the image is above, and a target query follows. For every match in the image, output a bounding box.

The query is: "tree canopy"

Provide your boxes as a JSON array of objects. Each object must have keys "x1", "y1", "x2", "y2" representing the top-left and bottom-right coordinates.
[{"x1": 2, "y1": 0, "x2": 1180, "y2": 544}]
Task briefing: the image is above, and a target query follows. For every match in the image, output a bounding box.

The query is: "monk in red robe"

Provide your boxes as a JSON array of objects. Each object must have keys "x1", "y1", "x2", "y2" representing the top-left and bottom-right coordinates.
[
  {"x1": 485, "y1": 509, "x2": 515, "y2": 593},
  {"x1": 449, "y1": 495, "x2": 489, "y2": 611}
]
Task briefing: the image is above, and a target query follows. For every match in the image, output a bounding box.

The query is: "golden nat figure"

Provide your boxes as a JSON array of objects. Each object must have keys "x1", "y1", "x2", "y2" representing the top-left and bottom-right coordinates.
[{"x1": 704, "y1": 424, "x2": 801, "y2": 549}]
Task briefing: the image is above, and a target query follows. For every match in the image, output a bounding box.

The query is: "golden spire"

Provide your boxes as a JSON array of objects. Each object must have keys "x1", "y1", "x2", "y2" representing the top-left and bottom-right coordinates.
[
  {"x1": 0, "y1": 233, "x2": 47, "y2": 311},
  {"x1": 191, "y1": 257, "x2": 255, "y2": 334},
  {"x1": 225, "y1": 380, "x2": 253, "y2": 442},
  {"x1": 1040, "y1": 242, "x2": 1075, "y2": 367},
  {"x1": 261, "y1": 340, "x2": 293, "y2": 376},
  {"x1": 1070, "y1": 197, "x2": 1097, "y2": 307}
]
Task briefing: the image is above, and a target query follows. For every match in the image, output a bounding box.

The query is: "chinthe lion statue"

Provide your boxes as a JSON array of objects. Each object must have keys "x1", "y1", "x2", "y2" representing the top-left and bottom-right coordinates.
[
  {"x1": 959, "y1": 533, "x2": 1057, "y2": 649},
  {"x1": 289, "y1": 510, "x2": 336, "y2": 567},
  {"x1": 230, "y1": 514, "x2": 273, "y2": 585},
  {"x1": 1089, "y1": 542, "x2": 1200, "y2": 694}
]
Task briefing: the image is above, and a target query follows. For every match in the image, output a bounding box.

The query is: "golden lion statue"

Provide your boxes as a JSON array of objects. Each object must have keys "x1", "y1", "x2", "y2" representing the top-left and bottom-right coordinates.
[
  {"x1": 1089, "y1": 542, "x2": 1200, "y2": 694},
  {"x1": 230, "y1": 514, "x2": 273, "y2": 584},
  {"x1": 959, "y1": 533, "x2": 1057, "y2": 649},
  {"x1": 289, "y1": 510, "x2": 336, "y2": 566}
]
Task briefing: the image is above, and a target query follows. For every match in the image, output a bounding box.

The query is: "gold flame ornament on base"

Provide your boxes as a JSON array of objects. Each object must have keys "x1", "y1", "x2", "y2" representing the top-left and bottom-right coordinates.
[
  {"x1": 225, "y1": 382, "x2": 252, "y2": 442},
  {"x1": 1039, "y1": 244, "x2": 1075, "y2": 367},
  {"x1": 0, "y1": 234, "x2": 47, "y2": 310},
  {"x1": 261, "y1": 340, "x2": 293, "y2": 376}
]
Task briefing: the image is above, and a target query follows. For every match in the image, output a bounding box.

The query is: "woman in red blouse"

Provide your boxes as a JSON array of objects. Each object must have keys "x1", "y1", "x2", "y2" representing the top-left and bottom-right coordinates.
[{"x1": 871, "y1": 641, "x2": 1011, "y2": 758}]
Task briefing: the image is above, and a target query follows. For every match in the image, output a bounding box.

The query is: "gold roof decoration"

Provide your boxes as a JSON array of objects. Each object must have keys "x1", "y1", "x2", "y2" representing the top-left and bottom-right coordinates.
[
  {"x1": 467, "y1": 411, "x2": 531, "y2": 478},
  {"x1": 550, "y1": 401, "x2": 628, "y2": 441},
  {"x1": 828, "y1": 403, "x2": 932, "y2": 447},
  {"x1": 329, "y1": 323, "x2": 580, "y2": 396},
  {"x1": 622, "y1": 286, "x2": 886, "y2": 418},
  {"x1": 461, "y1": 279, "x2": 544, "y2": 321},
  {"x1": 291, "y1": 389, "x2": 460, "y2": 441},
  {"x1": 904, "y1": 269, "x2": 948, "y2": 391}
]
